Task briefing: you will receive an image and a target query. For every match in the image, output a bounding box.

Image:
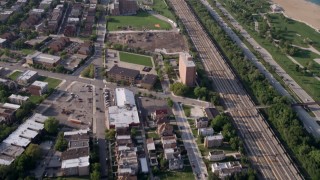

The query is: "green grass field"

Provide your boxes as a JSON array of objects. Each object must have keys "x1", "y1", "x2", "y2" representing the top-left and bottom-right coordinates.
[
  {"x1": 152, "y1": 0, "x2": 176, "y2": 21},
  {"x1": 158, "y1": 167, "x2": 194, "y2": 180},
  {"x1": 292, "y1": 49, "x2": 320, "y2": 71},
  {"x1": 119, "y1": 51, "x2": 153, "y2": 66},
  {"x1": 269, "y1": 14, "x2": 320, "y2": 51},
  {"x1": 21, "y1": 49, "x2": 35, "y2": 55},
  {"x1": 7, "y1": 71, "x2": 22, "y2": 80},
  {"x1": 107, "y1": 11, "x2": 171, "y2": 31},
  {"x1": 28, "y1": 95, "x2": 45, "y2": 104},
  {"x1": 37, "y1": 76, "x2": 62, "y2": 89}
]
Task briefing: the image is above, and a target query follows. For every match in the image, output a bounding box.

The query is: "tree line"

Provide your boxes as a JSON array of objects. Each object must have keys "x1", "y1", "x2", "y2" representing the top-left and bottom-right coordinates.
[{"x1": 185, "y1": 0, "x2": 320, "y2": 179}]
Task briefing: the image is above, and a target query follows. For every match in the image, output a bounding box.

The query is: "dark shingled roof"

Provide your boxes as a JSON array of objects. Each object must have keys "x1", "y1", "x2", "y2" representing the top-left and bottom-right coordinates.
[
  {"x1": 61, "y1": 147, "x2": 89, "y2": 160},
  {"x1": 141, "y1": 74, "x2": 157, "y2": 85},
  {"x1": 108, "y1": 65, "x2": 139, "y2": 78},
  {"x1": 204, "y1": 108, "x2": 220, "y2": 119}
]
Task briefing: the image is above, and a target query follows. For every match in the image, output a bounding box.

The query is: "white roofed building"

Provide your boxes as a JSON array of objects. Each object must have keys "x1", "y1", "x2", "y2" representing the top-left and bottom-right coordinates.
[
  {"x1": 108, "y1": 88, "x2": 140, "y2": 128},
  {"x1": 16, "y1": 70, "x2": 38, "y2": 85},
  {"x1": 26, "y1": 51, "x2": 61, "y2": 67},
  {"x1": 8, "y1": 94, "x2": 29, "y2": 105}
]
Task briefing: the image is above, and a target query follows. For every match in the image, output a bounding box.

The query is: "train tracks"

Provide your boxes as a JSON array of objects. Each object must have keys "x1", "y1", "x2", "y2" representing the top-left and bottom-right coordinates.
[{"x1": 170, "y1": 0, "x2": 302, "y2": 179}]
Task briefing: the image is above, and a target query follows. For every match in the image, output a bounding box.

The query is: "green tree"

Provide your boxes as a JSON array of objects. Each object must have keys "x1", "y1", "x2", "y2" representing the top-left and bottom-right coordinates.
[
  {"x1": 210, "y1": 114, "x2": 230, "y2": 132},
  {"x1": 131, "y1": 128, "x2": 138, "y2": 136},
  {"x1": 170, "y1": 82, "x2": 189, "y2": 96},
  {"x1": 167, "y1": 98, "x2": 174, "y2": 107},
  {"x1": 90, "y1": 170, "x2": 100, "y2": 180},
  {"x1": 44, "y1": 117, "x2": 59, "y2": 134},
  {"x1": 105, "y1": 129, "x2": 115, "y2": 141},
  {"x1": 194, "y1": 86, "x2": 207, "y2": 99},
  {"x1": 55, "y1": 132, "x2": 68, "y2": 151},
  {"x1": 25, "y1": 144, "x2": 41, "y2": 160}
]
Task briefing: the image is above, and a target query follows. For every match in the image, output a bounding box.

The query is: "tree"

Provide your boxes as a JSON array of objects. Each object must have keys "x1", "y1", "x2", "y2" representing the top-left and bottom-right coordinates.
[
  {"x1": 105, "y1": 129, "x2": 115, "y2": 141},
  {"x1": 25, "y1": 144, "x2": 41, "y2": 160},
  {"x1": 167, "y1": 98, "x2": 174, "y2": 107},
  {"x1": 90, "y1": 170, "x2": 100, "y2": 180},
  {"x1": 44, "y1": 117, "x2": 59, "y2": 134},
  {"x1": 55, "y1": 132, "x2": 68, "y2": 151},
  {"x1": 194, "y1": 86, "x2": 207, "y2": 99},
  {"x1": 210, "y1": 114, "x2": 230, "y2": 132},
  {"x1": 55, "y1": 64, "x2": 65, "y2": 73},
  {"x1": 160, "y1": 158, "x2": 168, "y2": 169},
  {"x1": 131, "y1": 128, "x2": 137, "y2": 137},
  {"x1": 170, "y1": 82, "x2": 189, "y2": 96}
]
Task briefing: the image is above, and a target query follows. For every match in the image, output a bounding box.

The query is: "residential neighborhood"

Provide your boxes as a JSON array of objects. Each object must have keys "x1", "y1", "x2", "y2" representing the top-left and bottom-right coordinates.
[{"x1": 0, "y1": 0, "x2": 319, "y2": 179}]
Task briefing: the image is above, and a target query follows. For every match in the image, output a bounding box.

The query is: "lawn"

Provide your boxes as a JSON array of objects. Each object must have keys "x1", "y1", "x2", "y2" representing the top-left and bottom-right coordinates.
[
  {"x1": 119, "y1": 51, "x2": 153, "y2": 66},
  {"x1": 21, "y1": 48, "x2": 35, "y2": 55},
  {"x1": 152, "y1": 0, "x2": 176, "y2": 21},
  {"x1": 107, "y1": 11, "x2": 171, "y2": 31},
  {"x1": 7, "y1": 71, "x2": 22, "y2": 80},
  {"x1": 146, "y1": 132, "x2": 160, "y2": 139},
  {"x1": 268, "y1": 14, "x2": 320, "y2": 51},
  {"x1": 28, "y1": 95, "x2": 45, "y2": 104},
  {"x1": 292, "y1": 49, "x2": 320, "y2": 71},
  {"x1": 158, "y1": 168, "x2": 195, "y2": 180},
  {"x1": 37, "y1": 76, "x2": 62, "y2": 89}
]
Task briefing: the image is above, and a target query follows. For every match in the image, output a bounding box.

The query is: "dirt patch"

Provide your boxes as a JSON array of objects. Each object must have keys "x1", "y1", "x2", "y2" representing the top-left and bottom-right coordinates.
[
  {"x1": 107, "y1": 32, "x2": 188, "y2": 53},
  {"x1": 154, "y1": 24, "x2": 160, "y2": 28}
]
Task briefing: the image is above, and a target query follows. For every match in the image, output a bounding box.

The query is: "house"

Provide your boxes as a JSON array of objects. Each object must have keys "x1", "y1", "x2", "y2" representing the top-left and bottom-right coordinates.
[
  {"x1": 151, "y1": 109, "x2": 169, "y2": 125},
  {"x1": 28, "y1": 81, "x2": 48, "y2": 96},
  {"x1": 70, "y1": 3, "x2": 82, "y2": 17},
  {"x1": 146, "y1": 138, "x2": 158, "y2": 166},
  {"x1": 204, "y1": 134, "x2": 223, "y2": 148},
  {"x1": 16, "y1": 70, "x2": 38, "y2": 85},
  {"x1": 161, "y1": 135, "x2": 177, "y2": 149},
  {"x1": 0, "y1": 38, "x2": 7, "y2": 48},
  {"x1": 107, "y1": 65, "x2": 140, "y2": 84},
  {"x1": 140, "y1": 74, "x2": 157, "y2": 90},
  {"x1": 0, "y1": 105, "x2": 16, "y2": 124},
  {"x1": 207, "y1": 150, "x2": 225, "y2": 161},
  {"x1": 0, "y1": 32, "x2": 17, "y2": 43},
  {"x1": 195, "y1": 117, "x2": 209, "y2": 128},
  {"x1": 139, "y1": 157, "x2": 149, "y2": 173},
  {"x1": 77, "y1": 42, "x2": 93, "y2": 55},
  {"x1": 117, "y1": 148, "x2": 139, "y2": 175},
  {"x1": 116, "y1": 135, "x2": 132, "y2": 146},
  {"x1": 157, "y1": 123, "x2": 173, "y2": 137},
  {"x1": 8, "y1": 94, "x2": 29, "y2": 105},
  {"x1": 48, "y1": 37, "x2": 70, "y2": 52},
  {"x1": 26, "y1": 51, "x2": 61, "y2": 67},
  {"x1": 64, "y1": 129, "x2": 90, "y2": 150},
  {"x1": 198, "y1": 127, "x2": 214, "y2": 136},
  {"x1": 211, "y1": 161, "x2": 242, "y2": 178},
  {"x1": 63, "y1": 24, "x2": 77, "y2": 37},
  {"x1": 61, "y1": 147, "x2": 90, "y2": 176},
  {"x1": 0, "y1": 10, "x2": 13, "y2": 23},
  {"x1": 20, "y1": 15, "x2": 41, "y2": 30},
  {"x1": 168, "y1": 155, "x2": 183, "y2": 170},
  {"x1": 204, "y1": 107, "x2": 220, "y2": 119}
]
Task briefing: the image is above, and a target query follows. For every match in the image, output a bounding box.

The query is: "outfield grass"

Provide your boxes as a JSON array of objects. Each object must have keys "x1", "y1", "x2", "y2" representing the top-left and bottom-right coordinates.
[
  {"x1": 119, "y1": 51, "x2": 153, "y2": 66},
  {"x1": 268, "y1": 14, "x2": 320, "y2": 51},
  {"x1": 7, "y1": 71, "x2": 22, "y2": 80},
  {"x1": 37, "y1": 76, "x2": 62, "y2": 89},
  {"x1": 152, "y1": 0, "x2": 176, "y2": 21},
  {"x1": 107, "y1": 11, "x2": 171, "y2": 31}
]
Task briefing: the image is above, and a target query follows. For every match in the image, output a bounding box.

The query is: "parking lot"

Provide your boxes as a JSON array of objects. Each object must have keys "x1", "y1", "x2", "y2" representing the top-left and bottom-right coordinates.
[{"x1": 43, "y1": 82, "x2": 94, "y2": 129}]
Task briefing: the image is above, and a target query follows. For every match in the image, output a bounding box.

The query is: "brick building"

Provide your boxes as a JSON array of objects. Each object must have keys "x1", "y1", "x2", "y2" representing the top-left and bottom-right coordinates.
[{"x1": 178, "y1": 52, "x2": 196, "y2": 87}]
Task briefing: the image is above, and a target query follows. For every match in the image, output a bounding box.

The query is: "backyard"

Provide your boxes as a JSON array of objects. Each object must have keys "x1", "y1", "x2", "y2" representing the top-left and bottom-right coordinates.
[
  {"x1": 7, "y1": 71, "x2": 22, "y2": 80},
  {"x1": 107, "y1": 11, "x2": 171, "y2": 31},
  {"x1": 37, "y1": 76, "x2": 62, "y2": 89},
  {"x1": 119, "y1": 51, "x2": 153, "y2": 66}
]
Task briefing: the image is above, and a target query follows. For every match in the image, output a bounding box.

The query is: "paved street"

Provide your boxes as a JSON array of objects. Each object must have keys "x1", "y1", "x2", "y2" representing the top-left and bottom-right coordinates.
[
  {"x1": 172, "y1": 102, "x2": 208, "y2": 180},
  {"x1": 201, "y1": 0, "x2": 320, "y2": 138}
]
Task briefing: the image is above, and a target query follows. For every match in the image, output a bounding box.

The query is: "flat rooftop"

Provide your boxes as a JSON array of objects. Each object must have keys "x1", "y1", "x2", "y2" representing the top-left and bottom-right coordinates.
[
  {"x1": 61, "y1": 156, "x2": 89, "y2": 168},
  {"x1": 115, "y1": 88, "x2": 136, "y2": 107},
  {"x1": 9, "y1": 94, "x2": 29, "y2": 101},
  {"x1": 17, "y1": 70, "x2": 38, "y2": 82},
  {"x1": 109, "y1": 106, "x2": 140, "y2": 127},
  {"x1": 180, "y1": 52, "x2": 195, "y2": 67},
  {"x1": 31, "y1": 80, "x2": 48, "y2": 88},
  {"x1": 26, "y1": 51, "x2": 61, "y2": 64}
]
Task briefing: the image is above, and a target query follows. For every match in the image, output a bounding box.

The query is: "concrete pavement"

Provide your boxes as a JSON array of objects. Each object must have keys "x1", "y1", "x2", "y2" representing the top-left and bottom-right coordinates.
[{"x1": 172, "y1": 102, "x2": 208, "y2": 180}]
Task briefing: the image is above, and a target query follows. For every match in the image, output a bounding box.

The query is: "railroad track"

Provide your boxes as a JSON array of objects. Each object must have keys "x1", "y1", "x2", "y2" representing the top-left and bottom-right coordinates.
[{"x1": 169, "y1": 0, "x2": 302, "y2": 179}]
